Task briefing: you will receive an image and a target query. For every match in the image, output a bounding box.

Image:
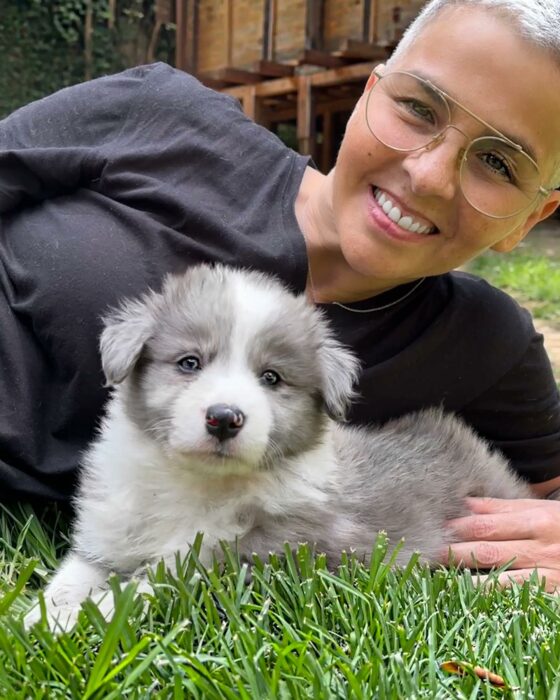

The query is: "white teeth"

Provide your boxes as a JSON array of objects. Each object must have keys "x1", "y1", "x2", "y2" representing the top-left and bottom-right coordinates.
[
  {"x1": 398, "y1": 216, "x2": 413, "y2": 231},
  {"x1": 374, "y1": 187, "x2": 435, "y2": 235}
]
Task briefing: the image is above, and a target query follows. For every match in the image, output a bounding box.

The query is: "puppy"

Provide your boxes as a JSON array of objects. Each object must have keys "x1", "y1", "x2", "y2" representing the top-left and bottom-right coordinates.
[{"x1": 25, "y1": 264, "x2": 531, "y2": 629}]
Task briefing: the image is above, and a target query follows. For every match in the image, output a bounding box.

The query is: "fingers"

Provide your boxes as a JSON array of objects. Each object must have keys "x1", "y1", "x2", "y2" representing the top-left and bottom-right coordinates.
[
  {"x1": 473, "y1": 569, "x2": 560, "y2": 594},
  {"x1": 442, "y1": 539, "x2": 531, "y2": 569},
  {"x1": 464, "y1": 497, "x2": 541, "y2": 514},
  {"x1": 446, "y1": 512, "x2": 537, "y2": 542},
  {"x1": 443, "y1": 537, "x2": 560, "y2": 570},
  {"x1": 447, "y1": 500, "x2": 560, "y2": 547}
]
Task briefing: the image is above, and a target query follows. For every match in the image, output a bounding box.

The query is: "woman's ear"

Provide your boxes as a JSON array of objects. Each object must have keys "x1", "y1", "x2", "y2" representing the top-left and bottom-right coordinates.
[
  {"x1": 491, "y1": 191, "x2": 560, "y2": 253},
  {"x1": 365, "y1": 64, "x2": 385, "y2": 92}
]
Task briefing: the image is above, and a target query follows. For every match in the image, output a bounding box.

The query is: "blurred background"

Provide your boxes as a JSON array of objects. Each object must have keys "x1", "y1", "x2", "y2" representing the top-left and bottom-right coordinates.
[{"x1": 1, "y1": 0, "x2": 558, "y2": 373}]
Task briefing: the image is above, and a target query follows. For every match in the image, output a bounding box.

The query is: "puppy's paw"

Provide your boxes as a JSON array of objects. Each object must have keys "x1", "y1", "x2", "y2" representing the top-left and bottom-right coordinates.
[
  {"x1": 22, "y1": 603, "x2": 43, "y2": 631},
  {"x1": 24, "y1": 599, "x2": 82, "y2": 633}
]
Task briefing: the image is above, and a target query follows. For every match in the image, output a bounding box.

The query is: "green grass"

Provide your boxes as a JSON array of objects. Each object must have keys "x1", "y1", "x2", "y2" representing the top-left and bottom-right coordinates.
[
  {"x1": 2, "y1": 504, "x2": 560, "y2": 698},
  {"x1": 467, "y1": 250, "x2": 560, "y2": 323},
  {"x1": 3, "y1": 236, "x2": 559, "y2": 696}
]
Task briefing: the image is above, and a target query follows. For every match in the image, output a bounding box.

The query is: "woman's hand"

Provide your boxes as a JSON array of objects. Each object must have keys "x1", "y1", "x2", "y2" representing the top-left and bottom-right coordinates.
[{"x1": 441, "y1": 497, "x2": 560, "y2": 592}]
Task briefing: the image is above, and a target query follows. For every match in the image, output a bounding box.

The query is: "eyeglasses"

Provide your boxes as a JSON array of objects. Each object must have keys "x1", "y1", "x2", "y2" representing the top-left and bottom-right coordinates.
[{"x1": 365, "y1": 70, "x2": 555, "y2": 219}]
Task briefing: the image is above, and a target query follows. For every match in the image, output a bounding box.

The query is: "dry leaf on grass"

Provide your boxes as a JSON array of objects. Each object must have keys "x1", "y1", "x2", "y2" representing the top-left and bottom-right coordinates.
[{"x1": 441, "y1": 660, "x2": 511, "y2": 688}]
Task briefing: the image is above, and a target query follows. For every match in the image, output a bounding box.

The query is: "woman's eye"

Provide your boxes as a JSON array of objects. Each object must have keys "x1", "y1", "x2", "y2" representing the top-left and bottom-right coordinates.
[
  {"x1": 177, "y1": 355, "x2": 202, "y2": 372},
  {"x1": 479, "y1": 152, "x2": 514, "y2": 182},
  {"x1": 400, "y1": 99, "x2": 436, "y2": 124},
  {"x1": 260, "y1": 369, "x2": 282, "y2": 386}
]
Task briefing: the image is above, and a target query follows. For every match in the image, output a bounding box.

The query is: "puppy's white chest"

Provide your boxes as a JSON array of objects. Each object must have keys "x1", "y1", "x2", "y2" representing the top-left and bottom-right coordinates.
[{"x1": 76, "y1": 476, "x2": 256, "y2": 571}]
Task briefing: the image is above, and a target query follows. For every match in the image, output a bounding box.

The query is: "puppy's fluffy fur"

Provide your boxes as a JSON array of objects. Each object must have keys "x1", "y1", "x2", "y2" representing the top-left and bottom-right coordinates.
[{"x1": 26, "y1": 265, "x2": 531, "y2": 629}]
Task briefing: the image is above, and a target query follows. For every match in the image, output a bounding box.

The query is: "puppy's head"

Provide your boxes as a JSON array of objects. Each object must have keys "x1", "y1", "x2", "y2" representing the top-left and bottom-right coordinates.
[{"x1": 100, "y1": 265, "x2": 360, "y2": 475}]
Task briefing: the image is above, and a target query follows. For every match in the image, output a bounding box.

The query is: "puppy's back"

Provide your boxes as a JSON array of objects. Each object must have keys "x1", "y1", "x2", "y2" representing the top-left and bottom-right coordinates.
[{"x1": 330, "y1": 408, "x2": 531, "y2": 564}]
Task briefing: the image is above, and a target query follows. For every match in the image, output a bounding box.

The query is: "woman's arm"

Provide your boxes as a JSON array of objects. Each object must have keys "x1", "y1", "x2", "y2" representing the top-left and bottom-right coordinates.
[{"x1": 0, "y1": 64, "x2": 159, "y2": 213}]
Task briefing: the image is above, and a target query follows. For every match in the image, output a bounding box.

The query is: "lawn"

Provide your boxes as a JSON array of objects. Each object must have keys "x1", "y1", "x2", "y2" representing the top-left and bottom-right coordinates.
[
  {"x1": 2, "y1": 503, "x2": 560, "y2": 698},
  {"x1": 1, "y1": 223, "x2": 559, "y2": 698}
]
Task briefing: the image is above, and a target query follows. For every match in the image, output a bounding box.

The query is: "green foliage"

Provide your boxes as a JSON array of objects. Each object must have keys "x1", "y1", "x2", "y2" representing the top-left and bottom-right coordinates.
[
  {"x1": 0, "y1": 0, "x2": 175, "y2": 118},
  {"x1": 1, "y1": 503, "x2": 559, "y2": 696},
  {"x1": 468, "y1": 249, "x2": 560, "y2": 323}
]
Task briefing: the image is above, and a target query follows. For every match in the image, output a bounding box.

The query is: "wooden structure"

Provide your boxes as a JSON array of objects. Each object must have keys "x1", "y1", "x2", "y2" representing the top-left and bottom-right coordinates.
[{"x1": 174, "y1": 1, "x2": 425, "y2": 170}]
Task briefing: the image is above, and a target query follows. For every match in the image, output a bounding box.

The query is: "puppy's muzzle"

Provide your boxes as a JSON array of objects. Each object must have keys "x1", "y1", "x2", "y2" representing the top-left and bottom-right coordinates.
[{"x1": 205, "y1": 404, "x2": 245, "y2": 442}]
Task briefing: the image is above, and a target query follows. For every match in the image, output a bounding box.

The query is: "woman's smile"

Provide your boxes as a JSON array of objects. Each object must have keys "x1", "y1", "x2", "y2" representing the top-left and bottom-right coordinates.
[{"x1": 366, "y1": 185, "x2": 439, "y2": 244}]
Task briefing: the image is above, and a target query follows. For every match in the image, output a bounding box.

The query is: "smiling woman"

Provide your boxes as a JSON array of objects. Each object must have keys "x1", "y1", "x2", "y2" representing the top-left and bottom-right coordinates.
[
  {"x1": 326, "y1": 3, "x2": 560, "y2": 294},
  {"x1": 0, "y1": 0, "x2": 560, "y2": 590}
]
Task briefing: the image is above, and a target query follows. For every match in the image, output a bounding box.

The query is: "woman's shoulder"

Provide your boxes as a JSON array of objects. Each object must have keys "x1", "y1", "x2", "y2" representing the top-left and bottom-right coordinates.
[{"x1": 444, "y1": 270, "x2": 534, "y2": 337}]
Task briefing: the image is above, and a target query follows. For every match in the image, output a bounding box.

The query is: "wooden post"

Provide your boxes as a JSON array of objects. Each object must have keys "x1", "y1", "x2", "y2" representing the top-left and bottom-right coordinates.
[
  {"x1": 305, "y1": 0, "x2": 324, "y2": 51},
  {"x1": 297, "y1": 75, "x2": 315, "y2": 157},
  {"x1": 225, "y1": 0, "x2": 233, "y2": 66},
  {"x1": 175, "y1": 0, "x2": 186, "y2": 70},
  {"x1": 191, "y1": 0, "x2": 199, "y2": 74},
  {"x1": 262, "y1": 0, "x2": 277, "y2": 61},
  {"x1": 362, "y1": 0, "x2": 379, "y2": 43},
  {"x1": 108, "y1": 0, "x2": 116, "y2": 30}
]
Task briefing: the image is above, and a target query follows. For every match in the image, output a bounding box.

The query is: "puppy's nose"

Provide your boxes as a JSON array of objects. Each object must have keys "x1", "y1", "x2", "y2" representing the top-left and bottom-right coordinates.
[{"x1": 205, "y1": 404, "x2": 245, "y2": 441}]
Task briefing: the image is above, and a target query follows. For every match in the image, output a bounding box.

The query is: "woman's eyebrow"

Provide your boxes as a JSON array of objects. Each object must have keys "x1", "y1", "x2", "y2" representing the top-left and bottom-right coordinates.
[{"x1": 413, "y1": 70, "x2": 539, "y2": 162}]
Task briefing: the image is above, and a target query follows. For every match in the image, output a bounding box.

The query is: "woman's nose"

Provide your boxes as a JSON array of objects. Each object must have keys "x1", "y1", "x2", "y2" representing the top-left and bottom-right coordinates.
[{"x1": 402, "y1": 133, "x2": 464, "y2": 201}]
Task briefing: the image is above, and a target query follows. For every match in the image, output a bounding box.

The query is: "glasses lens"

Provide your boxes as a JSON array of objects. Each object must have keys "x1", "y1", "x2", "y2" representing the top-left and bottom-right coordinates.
[
  {"x1": 460, "y1": 137, "x2": 541, "y2": 217},
  {"x1": 366, "y1": 72, "x2": 450, "y2": 151}
]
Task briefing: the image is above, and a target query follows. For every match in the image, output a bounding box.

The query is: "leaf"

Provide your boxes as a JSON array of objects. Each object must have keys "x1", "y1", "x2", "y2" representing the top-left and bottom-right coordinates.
[{"x1": 440, "y1": 660, "x2": 509, "y2": 687}]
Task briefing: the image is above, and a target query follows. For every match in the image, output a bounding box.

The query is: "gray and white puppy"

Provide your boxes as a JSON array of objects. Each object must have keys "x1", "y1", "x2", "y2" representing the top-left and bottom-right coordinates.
[{"x1": 26, "y1": 264, "x2": 531, "y2": 629}]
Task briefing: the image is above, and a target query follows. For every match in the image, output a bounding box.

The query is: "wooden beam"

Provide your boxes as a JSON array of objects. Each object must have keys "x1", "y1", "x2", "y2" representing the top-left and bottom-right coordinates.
[
  {"x1": 221, "y1": 61, "x2": 377, "y2": 101},
  {"x1": 253, "y1": 60, "x2": 295, "y2": 78},
  {"x1": 222, "y1": 76, "x2": 298, "y2": 99},
  {"x1": 308, "y1": 61, "x2": 376, "y2": 87},
  {"x1": 299, "y1": 49, "x2": 348, "y2": 69},
  {"x1": 334, "y1": 40, "x2": 390, "y2": 61},
  {"x1": 261, "y1": 96, "x2": 358, "y2": 125},
  {"x1": 199, "y1": 67, "x2": 262, "y2": 85}
]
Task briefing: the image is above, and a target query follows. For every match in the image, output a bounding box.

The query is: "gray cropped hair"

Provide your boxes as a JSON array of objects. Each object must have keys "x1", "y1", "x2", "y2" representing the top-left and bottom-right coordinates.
[{"x1": 389, "y1": 0, "x2": 560, "y2": 68}]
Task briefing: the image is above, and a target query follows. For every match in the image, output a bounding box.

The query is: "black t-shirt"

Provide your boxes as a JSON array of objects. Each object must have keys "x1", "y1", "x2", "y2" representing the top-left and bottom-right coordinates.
[{"x1": 0, "y1": 63, "x2": 558, "y2": 501}]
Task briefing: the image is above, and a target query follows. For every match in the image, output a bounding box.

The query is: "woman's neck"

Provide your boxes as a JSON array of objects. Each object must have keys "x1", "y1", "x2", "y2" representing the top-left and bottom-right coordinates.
[{"x1": 295, "y1": 167, "x2": 404, "y2": 304}]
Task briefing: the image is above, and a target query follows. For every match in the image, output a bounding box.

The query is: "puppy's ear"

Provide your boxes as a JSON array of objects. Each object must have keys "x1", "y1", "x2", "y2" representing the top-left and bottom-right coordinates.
[
  {"x1": 100, "y1": 295, "x2": 157, "y2": 386},
  {"x1": 318, "y1": 332, "x2": 361, "y2": 422}
]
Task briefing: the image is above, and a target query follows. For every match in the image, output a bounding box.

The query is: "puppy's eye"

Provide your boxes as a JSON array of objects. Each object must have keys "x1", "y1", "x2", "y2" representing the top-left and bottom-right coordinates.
[
  {"x1": 177, "y1": 355, "x2": 201, "y2": 373},
  {"x1": 260, "y1": 369, "x2": 281, "y2": 386}
]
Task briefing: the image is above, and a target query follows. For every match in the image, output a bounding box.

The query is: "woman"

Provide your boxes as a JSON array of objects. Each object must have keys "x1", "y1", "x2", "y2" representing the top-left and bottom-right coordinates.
[{"x1": 1, "y1": 0, "x2": 560, "y2": 587}]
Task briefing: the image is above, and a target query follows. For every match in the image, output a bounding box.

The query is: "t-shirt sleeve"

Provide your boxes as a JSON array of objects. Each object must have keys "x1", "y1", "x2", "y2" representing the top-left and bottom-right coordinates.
[
  {"x1": 0, "y1": 63, "x2": 176, "y2": 213},
  {"x1": 461, "y1": 329, "x2": 560, "y2": 483}
]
